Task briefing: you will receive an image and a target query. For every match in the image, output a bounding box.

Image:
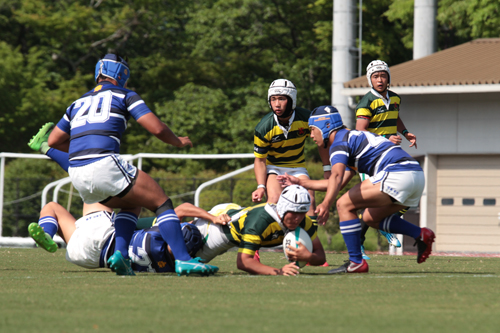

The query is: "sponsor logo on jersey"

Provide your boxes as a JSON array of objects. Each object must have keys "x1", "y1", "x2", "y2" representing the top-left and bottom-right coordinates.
[
  {"x1": 298, "y1": 127, "x2": 306, "y2": 136},
  {"x1": 271, "y1": 135, "x2": 280, "y2": 143},
  {"x1": 94, "y1": 85, "x2": 103, "y2": 92},
  {"x1": 394, "y1": 102, "x2": 399, "y2": 110}
]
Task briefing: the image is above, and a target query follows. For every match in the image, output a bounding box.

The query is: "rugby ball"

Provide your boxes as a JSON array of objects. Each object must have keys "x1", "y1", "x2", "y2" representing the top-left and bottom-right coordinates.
[{"x1": 283, "y1": 228, "x2": 313, "y2": 268}]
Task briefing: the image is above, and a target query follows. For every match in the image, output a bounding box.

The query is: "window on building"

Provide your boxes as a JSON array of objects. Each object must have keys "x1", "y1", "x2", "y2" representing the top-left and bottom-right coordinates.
[
  {"x1": 441, "y1": 198, "x2": 454, "y2": 205},
  {"x1": 483, "y1": 198, "x2": 496, "y2": 206},
  {"x1": 462, "y1": 198, "x2": 475, "y2": 206}
]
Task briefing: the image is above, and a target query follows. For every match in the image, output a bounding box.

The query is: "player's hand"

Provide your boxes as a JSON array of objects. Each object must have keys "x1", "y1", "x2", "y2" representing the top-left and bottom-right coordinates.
[
  {"x1": 323, "y1": 170, "x2": 331, "y2": 179},
  {"x1": 276, "y1": 173, "x2": 299, "y2": 187},
  {"x1": 285, "y1": 241, "x2": 311, "y2": 262},
  {"x1": 176, "y1": 136, "x2": 193, "y2": 148},
  {"x1": 213, "y1": 213, "x2": 231, "y2": 225},
  {"x1": 388, "y1": 134, "x2": 402, "y2": 145},
  {"x1": 252, "y1": 187, "x2": 266, "y2": 202},
  {"x1": 315, "y1": 203, "x2": 330, "y2": 226},
  {"x1": 279, "y1": 262, "x2": 300, "y2": 276},
  {"x1": 405, "y1": 132, "x2": 417, "y2": 148}
]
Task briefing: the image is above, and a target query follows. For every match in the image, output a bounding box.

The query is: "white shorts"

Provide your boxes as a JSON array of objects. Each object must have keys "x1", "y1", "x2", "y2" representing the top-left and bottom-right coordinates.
[
  {"x1": 68, "y1": 155, "x2": 137, "y2": 204},
  {"x1": 266, "y1": 165, "x2": 309, "y2": 178},
  {"x1": 66, "y1": 211, "x2": 115, "y2": 269},
  {"x1": 193, "y1": 203, "x2": 242, "y2": 262},
  {"x1": 369, "y1": 170, "x2": 425, "y2": 207}
]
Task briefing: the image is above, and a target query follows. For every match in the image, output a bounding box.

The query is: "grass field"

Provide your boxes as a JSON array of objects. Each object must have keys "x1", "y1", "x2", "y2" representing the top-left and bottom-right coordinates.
[{"x1": 1, "y1": 248, "x2": 499, "y2": 333}]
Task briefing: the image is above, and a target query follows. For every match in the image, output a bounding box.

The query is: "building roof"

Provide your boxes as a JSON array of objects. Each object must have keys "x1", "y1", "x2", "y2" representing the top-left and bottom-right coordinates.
[{"x1": 342, "y1": 38, "x2": 500, "y2": 96}]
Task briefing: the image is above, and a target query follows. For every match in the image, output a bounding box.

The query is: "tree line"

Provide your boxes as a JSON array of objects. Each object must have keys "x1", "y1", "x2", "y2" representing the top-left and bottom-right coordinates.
[{"x1": 2, "y1": 0, "x2": 497, "y2": 173}]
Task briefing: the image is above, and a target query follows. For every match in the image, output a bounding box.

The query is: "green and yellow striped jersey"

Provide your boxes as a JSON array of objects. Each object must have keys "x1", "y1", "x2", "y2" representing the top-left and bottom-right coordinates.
[
  {"x1": 222, "y1": 203, "x2": 317, "y2": 256},
  {"x1": 355, "y1": 89, "x2": 401, "y2": 137},
  {"x1": 253, "y1": 108, "x2": 311, "y2": 168}
]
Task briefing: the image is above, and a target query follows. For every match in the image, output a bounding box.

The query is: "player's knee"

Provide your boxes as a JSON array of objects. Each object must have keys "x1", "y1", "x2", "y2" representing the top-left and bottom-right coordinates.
[
  {"x1": 336, "y1": 197, "x2": 351, "y2": 214},
  {"x1": 154, "y1": 198, "x2": 174, "y2": 216}
]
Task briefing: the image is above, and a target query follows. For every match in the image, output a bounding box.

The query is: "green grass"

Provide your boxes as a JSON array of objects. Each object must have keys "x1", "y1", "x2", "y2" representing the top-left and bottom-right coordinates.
[{"x1": 1, "y1": 248, "x2": 499, "y2": 333}]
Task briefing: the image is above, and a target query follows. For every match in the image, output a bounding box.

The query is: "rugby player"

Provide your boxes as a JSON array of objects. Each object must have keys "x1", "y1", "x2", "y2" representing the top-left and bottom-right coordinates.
[{"x1": 277, "y1": 105, "x2": 435, "y2": 274}]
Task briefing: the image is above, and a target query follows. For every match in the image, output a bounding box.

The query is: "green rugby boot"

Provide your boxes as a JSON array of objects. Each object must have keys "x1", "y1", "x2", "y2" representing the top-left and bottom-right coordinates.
[
  {"x1": 175, "y1": 257, "x2": 218, "y2": 277},
  {"x1": 107, "y1": 251, "x2": 136, "y2": 276},
  {"x1": 28, "y1": 223, "x2": 58, "y2": 253},
  {"x1": 28, "y1": 122, "x2": 54, "y2": 154}
]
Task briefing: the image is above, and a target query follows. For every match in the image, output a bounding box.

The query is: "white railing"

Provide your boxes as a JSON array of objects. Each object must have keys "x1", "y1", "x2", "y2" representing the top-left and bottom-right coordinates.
[{"x1": 0, "y1": 152, "x2": 255, "y2": 238}]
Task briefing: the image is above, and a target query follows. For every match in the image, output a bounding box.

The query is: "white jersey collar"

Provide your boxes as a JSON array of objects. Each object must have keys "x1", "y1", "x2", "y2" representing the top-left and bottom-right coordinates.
[
  {"x1": 273, "y1": 111, "x2": 295, "y2": 139},
  {"x1": 371, "y1": 88, "x2": 391, "y2": 110}
]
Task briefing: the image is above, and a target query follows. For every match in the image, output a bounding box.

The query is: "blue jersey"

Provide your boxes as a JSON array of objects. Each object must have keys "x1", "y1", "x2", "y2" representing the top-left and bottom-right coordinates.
[
  {"x1": 330, "y1": 129, "x2": 422, "y2": 176},
  {"x1": 56, "y1": 80, "x2": 152, "y2": 167},
  {"x1": 128, "y1": 225, "x2": 176, "y2": 273}
]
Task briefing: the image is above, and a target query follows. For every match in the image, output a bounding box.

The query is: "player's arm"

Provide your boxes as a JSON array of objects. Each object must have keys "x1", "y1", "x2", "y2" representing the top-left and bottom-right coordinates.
[
  {"x1": 279, "y1": 175, "x2": 328, "y2": 191},
  {"x1": 174, "y1": 203, "x2": 230, "y2": 225},
  {"x1": 318, "y1": 145, "x2": 331, "y2": 179},
  {"x1": 397, "y1": 117, "x2": 417, "y2": 148},
  {"x1": 237, "y1": 252, "x2": 299, "y2": 276},
  {"x1": 136, "y1": 113, "x2": 192, "y2": 148},
  {"x1": 48, "y1": 126, "x2": 70, "y2": 152},
  {"x1": 285, "y1": 237, "x2": 326, "y2": 266},
  {"x1": 252, "y1": 157, "x2": 268, "y2": 202},
  {"x1": 278, "y1": 169, "x2": 352, "y2": 192},
  {"x1": 355, "y1": 116, "x2": 370, "y2": 131},
  {"x1": 315, "y1": 162, "x2": 345, "y2": 225}
]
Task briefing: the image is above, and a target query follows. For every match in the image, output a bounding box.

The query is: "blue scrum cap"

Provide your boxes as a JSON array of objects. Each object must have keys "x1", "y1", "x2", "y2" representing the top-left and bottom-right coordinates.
[
  {"x1": 181, "y1": 223, "x2": 204, "y2": 257},
  {"x1": 308, "y1": 105, "x2": 344, "y2": 141},
  {"x1": 94, "y1": 54, "x2": 130, "y2": 88}
]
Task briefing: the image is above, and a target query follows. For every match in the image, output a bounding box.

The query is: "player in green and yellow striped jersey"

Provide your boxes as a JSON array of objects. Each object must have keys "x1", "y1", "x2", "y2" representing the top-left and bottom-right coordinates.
[
  {"x1": 355, "y1": 60, "x2": 417, "y2": 257},
  {"x1": 252, "y1": 79, "x2": 329, "y2": 220}
]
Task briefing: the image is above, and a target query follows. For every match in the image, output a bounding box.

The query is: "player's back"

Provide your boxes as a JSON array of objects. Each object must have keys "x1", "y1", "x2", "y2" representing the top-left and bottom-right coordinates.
[
  {"x1": 332, "y1": 129, "x2": 421, "y2": 176},
  {"x1": 57, "y1": 81, "x2": 151, "y2": 167}
]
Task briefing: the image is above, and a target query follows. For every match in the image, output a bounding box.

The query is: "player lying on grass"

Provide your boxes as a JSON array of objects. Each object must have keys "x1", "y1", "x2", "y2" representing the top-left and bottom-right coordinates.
[
  {"x1": 189, "y1": 185, "x2": 326, "y2": 276},
  {"x1": 29, "y1": 201, "x2": 225, "y2": 276},
  {"x1": 277, "y1": 105, "x2": 435, "y2": 274},
  {"x1": 28, "y1": 123, "x2": 216, "y2": 276}
]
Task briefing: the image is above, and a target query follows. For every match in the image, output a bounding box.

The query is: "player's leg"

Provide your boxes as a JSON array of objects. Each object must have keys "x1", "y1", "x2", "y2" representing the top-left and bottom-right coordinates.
[
  {"x1": 328, "y1": 180, "x2": 395, "y2": 274},
  {"x1": 28, "y1": 201, "x2": 75, "y2": 252},
  {"x1": 106, "y1": 169, "x2": 218, "y2": 275},
  {"x1": 364, "y1": 171, "x2": 434, "y2": 263},
  {"x1": 28, "y1": 122, "x2": 70, "y2": 172},
  {"x1": 265, "y1": 173, "x2": 283, "y2": 204}
]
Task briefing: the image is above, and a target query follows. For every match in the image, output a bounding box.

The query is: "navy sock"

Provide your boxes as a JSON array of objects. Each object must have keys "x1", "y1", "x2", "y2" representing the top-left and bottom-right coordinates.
[
  {"x1": 340, "y1": 218, "x2": 363, "y2": 264},
  {"x1": 156, "y1": 209, "x2": 191, "y2": 261},
  {"x1": 114, "y1": 211, "x2": 138, "y2": 259},
  {"x1": 380, "y1": 214, "x2": 421, "y2": 239},
  {"x1": 46, "y1": 148, "x2": 70, "y2": 172},
  {"x1": 38, "y1": 216, "x2": 58, "y2": 238}
]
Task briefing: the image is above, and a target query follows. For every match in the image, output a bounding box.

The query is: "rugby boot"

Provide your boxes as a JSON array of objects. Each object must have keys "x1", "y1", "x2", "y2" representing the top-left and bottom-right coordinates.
[
  {"x1": 175, "y1": 257, "x2": 218, "y2": 277},
  {"x1": 107, "y1": 251, "x2": 136, "y2": 276},
  {"x1": 415, "y1": 227, "x2": 435, "y2": 264},
  {"x1": 28, "y1": 223, "x2": 58, "y2": 253},
  {"x1": 380, "y1": 230, "x2": 401, "y2": 248},
  {"x1": 28, "y1": 122, "x2": 54, "y2": 154},
  {"x1": 328, "y1": 259, "x2": 369, "y2": 274},
  {"x1": 361, "y1": 245, "x2": 371, "y2": 260}
]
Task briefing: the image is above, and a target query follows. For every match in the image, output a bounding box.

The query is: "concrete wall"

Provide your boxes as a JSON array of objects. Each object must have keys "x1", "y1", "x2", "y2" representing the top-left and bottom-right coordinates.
[{"x1": 397, "y1": 92, "x2": 500, "y2": 156}]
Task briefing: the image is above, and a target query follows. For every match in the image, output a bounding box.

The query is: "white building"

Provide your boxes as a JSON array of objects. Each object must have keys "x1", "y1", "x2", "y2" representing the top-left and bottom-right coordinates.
[{"x1": 342, "y1": 38, "x2": 500, "y2": 253}]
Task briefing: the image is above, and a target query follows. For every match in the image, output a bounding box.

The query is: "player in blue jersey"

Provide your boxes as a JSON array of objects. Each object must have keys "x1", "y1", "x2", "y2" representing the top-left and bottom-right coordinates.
[
  {"x1": 46, "y1": 54, "x2": 211, "y2": 276},
  {"x1": 277, "y1": 105, "x2": 435, "y2": 274},
  {"x1": 29, "y1": 200, "x2": 223, "y2": 275}
]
